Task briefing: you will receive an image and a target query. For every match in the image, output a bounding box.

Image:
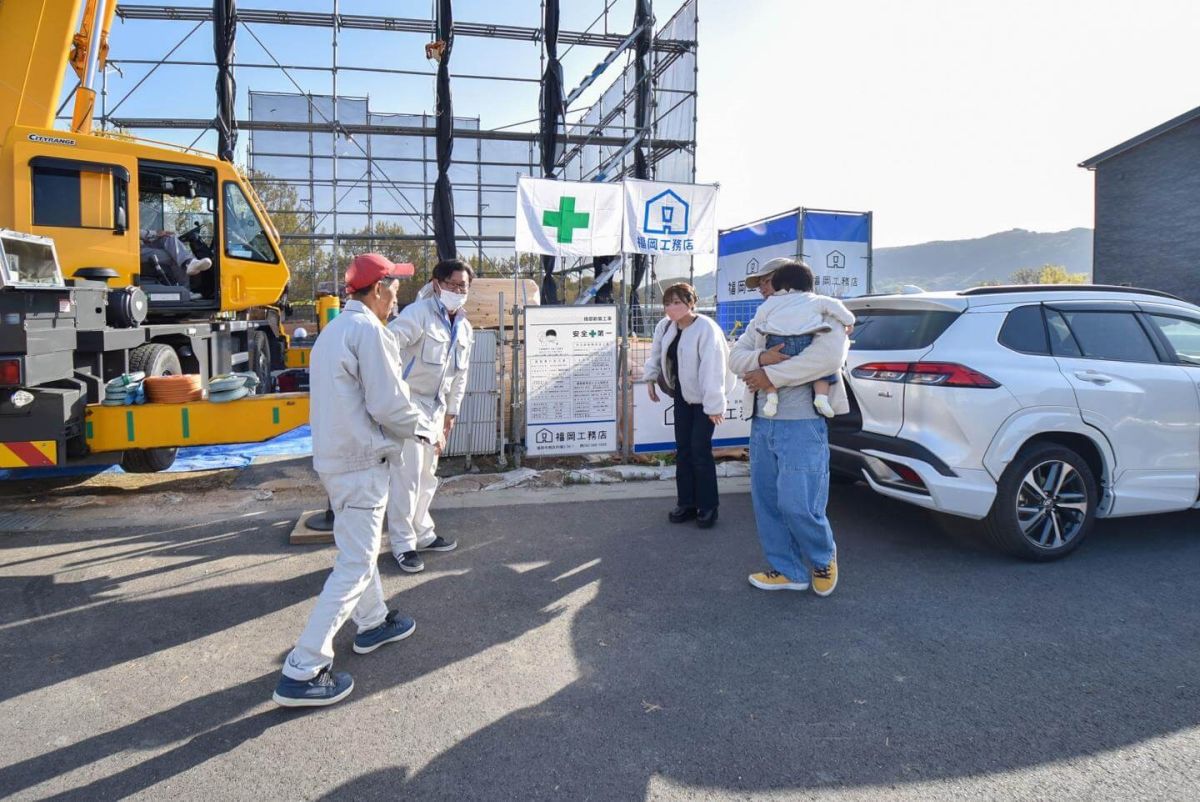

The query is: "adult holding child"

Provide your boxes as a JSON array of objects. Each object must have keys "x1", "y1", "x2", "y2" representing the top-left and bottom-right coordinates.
[
  {"x1": 642, "y1": 283, "x2": 729, "y2": 529},
  {"x1": 730, "y1": 258, "x2": 851, "y2": 597}
]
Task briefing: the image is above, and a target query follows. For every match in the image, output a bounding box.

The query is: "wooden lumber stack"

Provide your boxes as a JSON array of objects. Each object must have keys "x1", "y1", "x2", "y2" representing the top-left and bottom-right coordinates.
[{"x1": 465, "y1": 278, "x2": 540, "y2": 329}]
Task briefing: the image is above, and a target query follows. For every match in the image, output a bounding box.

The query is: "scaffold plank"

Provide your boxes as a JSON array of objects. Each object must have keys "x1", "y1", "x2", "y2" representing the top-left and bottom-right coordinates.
[
  {"x1": 104, "y1": 117, "x2": 693, "y2": 150},
  {"x1": 116, "y1": 5, "x2": 695, "y2": 52}
]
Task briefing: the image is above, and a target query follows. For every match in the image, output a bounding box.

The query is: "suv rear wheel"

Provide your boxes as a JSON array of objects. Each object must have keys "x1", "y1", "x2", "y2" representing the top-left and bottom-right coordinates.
[{"x1": 984, "y1": 442, "x2": 1097, "y2": 561}]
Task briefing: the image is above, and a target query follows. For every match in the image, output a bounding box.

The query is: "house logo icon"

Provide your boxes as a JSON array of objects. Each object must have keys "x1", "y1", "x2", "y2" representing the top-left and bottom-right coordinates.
[
  {"x1": 827, "y1": 250, "x2": 846, "y2": 269},
  {"x1": 745, "y1": 257, "x2": 759, "y2": 277},
  {"x1": 643, "y1": 188, "x2": 690, "y2": 236},
  {"x1": 535, "y1": 428, "x2": 554, "y2": 444},
  {"x1": 664, "y1": 403, "x2": 676, "y2": 427}
]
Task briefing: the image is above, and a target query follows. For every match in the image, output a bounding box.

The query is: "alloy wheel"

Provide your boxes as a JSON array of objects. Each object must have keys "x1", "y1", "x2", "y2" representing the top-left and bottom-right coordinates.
[{"x1": 1015, "y1": 459, "x2": 1089, "y2": 549}]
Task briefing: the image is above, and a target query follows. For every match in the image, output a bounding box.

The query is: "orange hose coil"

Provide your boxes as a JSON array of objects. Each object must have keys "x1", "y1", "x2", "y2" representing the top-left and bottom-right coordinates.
[{"x1": 144, "y1": 374, "x2": 204, "y2": 404}]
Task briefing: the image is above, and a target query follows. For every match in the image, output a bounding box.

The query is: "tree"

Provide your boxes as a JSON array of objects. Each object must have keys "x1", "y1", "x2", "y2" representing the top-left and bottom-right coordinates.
[
  {"x1": 472, "y1": 252, "x2": 541, "y2": 280},
  {"x1": 1010, "y1": 264, "x2": 1088, "y2": 285},
  {"x1": 337, "y1": 220, "x2": 428, "y2": 273},
  {"x1": 247, "y1": 170, "x2": 321, "y2": 301}
]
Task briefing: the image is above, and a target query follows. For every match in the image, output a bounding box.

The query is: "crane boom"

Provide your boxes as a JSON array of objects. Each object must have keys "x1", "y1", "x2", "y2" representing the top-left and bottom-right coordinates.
[
  {"x1": 0, "y1": 0, "x2": 85, "y2": 132},
  {"x1": 69, "y1": 0, "x2": 118, "y2": 134}
]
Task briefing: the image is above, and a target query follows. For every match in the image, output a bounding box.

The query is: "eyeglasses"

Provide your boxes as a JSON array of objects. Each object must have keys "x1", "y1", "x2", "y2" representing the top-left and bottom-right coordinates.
[{"x1": 439, "y1": 280, "x2": 469, "y2": 292}]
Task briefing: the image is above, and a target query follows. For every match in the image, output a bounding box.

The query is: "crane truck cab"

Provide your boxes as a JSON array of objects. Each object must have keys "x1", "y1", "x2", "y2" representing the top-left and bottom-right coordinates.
[
  {"x1": 2, "y1": 127, "x2": 288, "y2": 316},
  {"x1": 0, "y1": 1, "x2": 303, "y2": 474}
]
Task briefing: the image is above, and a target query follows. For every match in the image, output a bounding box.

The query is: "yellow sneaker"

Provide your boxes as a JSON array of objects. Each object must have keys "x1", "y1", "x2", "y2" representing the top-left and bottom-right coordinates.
[
  {"x1": 748, "y1": 570, "x2": 809, "y2": 591},
  {"x1": 812, "y1": 559, "x2": 838, "y2": 596}
]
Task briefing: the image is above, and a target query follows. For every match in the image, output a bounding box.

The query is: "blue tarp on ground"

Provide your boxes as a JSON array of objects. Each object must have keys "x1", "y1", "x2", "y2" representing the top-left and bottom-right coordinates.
[{"x1": 0, "y1": 426, "x2": 313, "y2": 481}]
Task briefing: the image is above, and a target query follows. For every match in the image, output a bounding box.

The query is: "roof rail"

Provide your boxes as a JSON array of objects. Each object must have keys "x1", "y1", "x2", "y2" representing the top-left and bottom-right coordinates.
[{"x1": 959, "y1": 284, "x2": 1183, "y2": 301}]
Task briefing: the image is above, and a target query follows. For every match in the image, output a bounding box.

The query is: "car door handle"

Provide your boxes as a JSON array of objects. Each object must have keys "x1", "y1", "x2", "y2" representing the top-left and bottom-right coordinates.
[{"x1": 1074, "y1": 370, "x2": 1112, "y2": 385}]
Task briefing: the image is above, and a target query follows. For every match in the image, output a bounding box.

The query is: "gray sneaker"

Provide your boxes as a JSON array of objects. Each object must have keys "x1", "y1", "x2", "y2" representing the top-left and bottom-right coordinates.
[{"x1": 396, "y1": 550, "x2": 424, "y2": 573}]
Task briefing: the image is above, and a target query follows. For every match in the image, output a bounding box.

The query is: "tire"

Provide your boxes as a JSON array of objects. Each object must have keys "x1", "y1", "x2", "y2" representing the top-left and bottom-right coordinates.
[
  {"x1": 120, "y1": 343, "x2": 181, "y2": 473},
  {"x1": 248, "y1": 330, "x2": 272, "y2": 394},
  {"x1": 983, "y1": 442, "x2": 1098, "y2": 561}
]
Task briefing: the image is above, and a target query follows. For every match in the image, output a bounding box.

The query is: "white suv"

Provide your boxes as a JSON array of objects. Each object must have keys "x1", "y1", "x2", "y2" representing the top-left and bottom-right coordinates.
[{"x1": 830, "y1": 285, "x2": 1200, "y2": 560}]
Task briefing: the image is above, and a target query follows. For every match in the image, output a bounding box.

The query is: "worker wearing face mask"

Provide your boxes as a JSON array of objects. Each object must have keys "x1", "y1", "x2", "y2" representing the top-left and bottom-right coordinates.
[{"x1": 385, "y1": 258, "x2": 475, "y2": 573}]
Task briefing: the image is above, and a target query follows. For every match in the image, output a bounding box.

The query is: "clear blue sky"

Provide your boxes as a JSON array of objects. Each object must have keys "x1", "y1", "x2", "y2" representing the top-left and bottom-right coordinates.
[{"x1": 88, "y1": 0, "x2": 1200, "y2": 248}]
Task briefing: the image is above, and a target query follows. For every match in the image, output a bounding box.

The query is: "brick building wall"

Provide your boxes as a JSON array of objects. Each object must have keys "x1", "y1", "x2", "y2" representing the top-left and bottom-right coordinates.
[{"x1": 1091, "y1": 117, "x2": 1200, "y2": 305}]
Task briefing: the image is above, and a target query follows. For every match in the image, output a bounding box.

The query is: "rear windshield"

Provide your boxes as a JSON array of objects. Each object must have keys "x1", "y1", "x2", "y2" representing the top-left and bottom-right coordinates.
[{"x1": 849, "y1": 309, "x2": 960, "y2": 351}]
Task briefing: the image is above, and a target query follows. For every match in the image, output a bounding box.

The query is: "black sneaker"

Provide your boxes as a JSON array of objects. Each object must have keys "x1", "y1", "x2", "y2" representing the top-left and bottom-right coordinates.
[
  {"x1": 396, "y1": 550, "x2": 424, "y2": 573},
  {"x1": 668, "y1": 506, "x2": 697, "y2": 523},
  {"x1": 418, "y1": 535, "x2": 457, "y2": 552},
  {"x1": 696, "y1": 508, "x2": 719, "y2": 529},
  {"x1": 272, "y1": 665, "x2": 354, "y2": 708}
]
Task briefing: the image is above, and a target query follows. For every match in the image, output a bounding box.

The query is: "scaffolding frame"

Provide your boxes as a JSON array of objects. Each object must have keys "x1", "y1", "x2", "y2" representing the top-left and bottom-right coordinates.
[{"x1": 94, "y1": 1, "x2": 699, "y2": 305}]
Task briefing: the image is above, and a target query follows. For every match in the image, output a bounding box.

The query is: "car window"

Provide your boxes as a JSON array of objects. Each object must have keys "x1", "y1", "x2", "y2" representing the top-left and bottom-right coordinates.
[
  {"x1": 1058, "y1": 310, "x2": 1159, "y2": 363},
  {"x1": 1148, "y1": 315, "x2": 1200, "y2": 366},
  {"x1": 848, "y1": 310, "x2": 959, "y2": 351},
  {"x1": 999, "y1": 305, "x2": 1049, "y2": 355},
  {"x1": 223, "y1": 182, "x2": 276, "y2": 263},
  {"x1": 33, "y1": 163, "x2": 127, "y2": 230},
  {"x1": 1045, "y1": 310, "x2": 1082, "y2": 357}
]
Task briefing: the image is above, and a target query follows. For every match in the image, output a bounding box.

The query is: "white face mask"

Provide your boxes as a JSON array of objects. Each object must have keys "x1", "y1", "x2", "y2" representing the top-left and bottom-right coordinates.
[{"x1": 439, "y1": 288, "x2": 467, "y2": 312}]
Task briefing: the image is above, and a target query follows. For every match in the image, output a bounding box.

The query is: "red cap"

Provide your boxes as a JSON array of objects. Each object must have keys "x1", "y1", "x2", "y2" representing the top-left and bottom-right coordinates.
[{"x1": 344, "y1": 253, "x2": 414, "y2": 293}]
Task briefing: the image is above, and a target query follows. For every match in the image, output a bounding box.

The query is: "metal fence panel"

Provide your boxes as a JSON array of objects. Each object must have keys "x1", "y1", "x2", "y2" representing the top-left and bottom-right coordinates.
[{"x1": 445, "y1": 329, "x2": 499, "y2": 457}]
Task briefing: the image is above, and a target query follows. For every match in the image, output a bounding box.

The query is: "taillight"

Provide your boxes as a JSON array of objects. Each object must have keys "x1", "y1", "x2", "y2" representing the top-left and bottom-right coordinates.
[
  {"x1": 907, "y1": 362, "x2": 1000, "y2": 388},
  {"x1": 0, "y1": 357, "x2": 21, "y2": 386},
  {"x1": 852, "y1": 361, "x2": 999, "y2": 388},
  {"x1": 850, "y1": 362, "x2": 909, "y2": 382}
]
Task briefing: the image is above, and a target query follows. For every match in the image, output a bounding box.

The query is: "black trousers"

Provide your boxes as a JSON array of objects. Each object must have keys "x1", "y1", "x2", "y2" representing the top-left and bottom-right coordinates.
[{"x1": 673, "y1": 398, "x2": 719, "y2": 511}]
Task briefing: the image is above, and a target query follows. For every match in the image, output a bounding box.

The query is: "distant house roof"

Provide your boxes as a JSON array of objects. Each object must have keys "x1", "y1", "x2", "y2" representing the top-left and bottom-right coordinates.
[{"x1": 1079, "y1": 104, "x2": 1200, "y2": 169}]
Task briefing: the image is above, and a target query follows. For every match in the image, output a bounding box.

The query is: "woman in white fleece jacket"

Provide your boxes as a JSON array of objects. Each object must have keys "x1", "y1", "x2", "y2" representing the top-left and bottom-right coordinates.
[{"x1": 642, "y1": 283, "x2": 729, "y2": 529}]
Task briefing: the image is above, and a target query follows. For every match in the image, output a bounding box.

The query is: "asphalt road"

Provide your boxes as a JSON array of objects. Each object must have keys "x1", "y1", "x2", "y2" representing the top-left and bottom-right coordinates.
[{"x1": 1, "y1": 481, "x2": 1199, "y2": 800}]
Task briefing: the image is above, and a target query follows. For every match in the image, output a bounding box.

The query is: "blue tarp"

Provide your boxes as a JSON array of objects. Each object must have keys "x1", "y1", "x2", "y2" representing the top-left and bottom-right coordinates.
[{"x1": 0, "y1": 426, "x2": 313, "y2": 481}]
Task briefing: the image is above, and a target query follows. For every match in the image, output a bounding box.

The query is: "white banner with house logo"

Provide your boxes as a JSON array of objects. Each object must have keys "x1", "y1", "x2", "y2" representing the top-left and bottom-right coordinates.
[
  {"x1": 631, "y1": 375, "x2": 751, "y2": 453},
  {"x1": 715, "y1": 211, "x2": 800, "y2": 334},
  {"x1": 799, "y1": 210, "x2": 872, "y2": 298},
  {"x1": 622, "y1": 178, "x2": 719, "y2": 256},
  {"x1": 515, "y1": 176, "x2": 624, "y2": 258},
  {"x1": 524, "y1": 305, "x2": 618, "y2": 456}
]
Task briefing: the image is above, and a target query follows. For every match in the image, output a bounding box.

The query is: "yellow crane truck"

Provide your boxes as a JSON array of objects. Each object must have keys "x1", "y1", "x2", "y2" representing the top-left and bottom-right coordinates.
[{"x1": 0, "y1": 0, "x2": 307, "y2": 473}]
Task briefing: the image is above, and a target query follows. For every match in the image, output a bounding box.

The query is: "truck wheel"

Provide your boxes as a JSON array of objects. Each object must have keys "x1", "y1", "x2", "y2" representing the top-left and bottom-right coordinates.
[
  {"x1": 120, "y1": 343, "x2": 181, "y2": 473},
  {"x1": 983, "y1": 442, "x2": 1098, "y2": 561},
  {"x1": 248, "y1": 330, "x2": 272, "y2": 394}
]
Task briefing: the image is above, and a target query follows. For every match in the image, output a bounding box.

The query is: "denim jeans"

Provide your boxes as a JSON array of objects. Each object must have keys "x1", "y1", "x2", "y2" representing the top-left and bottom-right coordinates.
[
  {"x1": 674, "y1": 398, "x2": 718, "y2": 511},
  {"x1": 749, "y1": 416, "x2": 836, "y2": 581},
  {"x1": 764, "y1": 333, "x2": 838, "y2": 385}
]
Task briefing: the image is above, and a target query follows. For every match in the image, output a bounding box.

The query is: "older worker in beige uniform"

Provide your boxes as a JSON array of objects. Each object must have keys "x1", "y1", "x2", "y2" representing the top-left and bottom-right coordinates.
[{"x1": 273, "y1": 253, "x2": 424, "y2": 708}]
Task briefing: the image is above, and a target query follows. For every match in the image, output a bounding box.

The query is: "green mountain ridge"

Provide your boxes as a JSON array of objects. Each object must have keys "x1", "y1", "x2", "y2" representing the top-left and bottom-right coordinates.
[{"x1": 870, "y1": 227, "x2": 1094, "y2": 292}]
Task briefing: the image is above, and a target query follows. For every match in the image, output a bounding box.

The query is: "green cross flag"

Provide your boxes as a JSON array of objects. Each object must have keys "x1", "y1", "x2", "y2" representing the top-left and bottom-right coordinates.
[
  {"x1": 516, "y1": 176, "x2": 622, "y2": 256},
  {"x1": 543, "y1": 196, "x2": 590, "y2": 244}
]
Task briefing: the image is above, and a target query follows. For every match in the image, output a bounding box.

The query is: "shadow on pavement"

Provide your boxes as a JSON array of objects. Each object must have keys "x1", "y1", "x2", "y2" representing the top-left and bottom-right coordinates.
[
  {"x1": 323, "y1": 488, "x2": 1200, "y2": 798},
  {"x1": 2, "y1": 484, "x2": 1198, "y2": 798}
]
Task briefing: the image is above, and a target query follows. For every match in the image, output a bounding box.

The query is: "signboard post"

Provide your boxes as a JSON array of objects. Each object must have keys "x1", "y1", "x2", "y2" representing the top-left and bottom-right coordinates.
[{"x1": 524, "y1": 305, "x2": 619, "y2": 456}]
